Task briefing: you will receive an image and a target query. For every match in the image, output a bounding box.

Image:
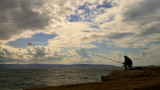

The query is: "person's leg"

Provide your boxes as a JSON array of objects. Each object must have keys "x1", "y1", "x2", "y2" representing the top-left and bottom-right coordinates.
[
  {"x1": 125, "y1": 65, "x2": 128, "y2": 70},
  {"x1": 128, "y1": 65, "x2": 132, "y2": 70}
]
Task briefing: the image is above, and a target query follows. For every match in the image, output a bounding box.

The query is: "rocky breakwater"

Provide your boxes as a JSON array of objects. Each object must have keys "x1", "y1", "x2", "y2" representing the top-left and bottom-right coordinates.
[
  {"x1": 101, "y1": 66, "x2": 160, "y2": 90},
  {"x1": 102, "y1": 67, "x2": 160, "y2": 81}
]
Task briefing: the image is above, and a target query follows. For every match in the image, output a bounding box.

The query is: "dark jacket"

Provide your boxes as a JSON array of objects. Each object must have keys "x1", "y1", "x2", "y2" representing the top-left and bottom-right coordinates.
[{"x1": 124, "y1": 56, "x2": 132, "y2": 66}]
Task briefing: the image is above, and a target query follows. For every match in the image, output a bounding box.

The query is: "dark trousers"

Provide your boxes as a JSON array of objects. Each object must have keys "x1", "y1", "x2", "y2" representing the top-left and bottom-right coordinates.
[{"x1": 125, "y1": 64, "x2": 132, "y2": 70}]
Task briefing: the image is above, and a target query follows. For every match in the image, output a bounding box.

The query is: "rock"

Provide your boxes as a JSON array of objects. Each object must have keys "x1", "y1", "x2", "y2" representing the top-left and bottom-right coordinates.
[
  {"x1": 101, "y1": 75, "x2": 111, "y2": 81},
  {"x1": 101, "y1": 66, "x2": 160, "y2": 81}
]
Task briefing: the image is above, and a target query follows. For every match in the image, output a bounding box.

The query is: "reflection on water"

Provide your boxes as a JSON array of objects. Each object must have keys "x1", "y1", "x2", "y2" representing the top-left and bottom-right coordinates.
[{"x1": 0, "y1": 67, "x2": 123, "y2": 89}]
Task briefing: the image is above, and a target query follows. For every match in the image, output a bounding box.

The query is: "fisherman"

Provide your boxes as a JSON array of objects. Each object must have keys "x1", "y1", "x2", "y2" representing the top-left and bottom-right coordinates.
[{"x1": 123, "y1": 56, "x2": 133, "y2": 70}]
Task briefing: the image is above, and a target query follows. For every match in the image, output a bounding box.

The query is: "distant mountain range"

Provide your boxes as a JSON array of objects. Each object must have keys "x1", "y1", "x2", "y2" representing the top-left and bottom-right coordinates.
[{"x1": 0, "y1": 64, "x2": 115, "y2": 68}]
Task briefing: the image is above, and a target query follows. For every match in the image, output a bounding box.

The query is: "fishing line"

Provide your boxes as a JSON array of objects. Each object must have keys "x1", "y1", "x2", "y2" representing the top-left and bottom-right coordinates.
[{"x1": 88, "y1": 52, "x2": 123, "y2": 64}]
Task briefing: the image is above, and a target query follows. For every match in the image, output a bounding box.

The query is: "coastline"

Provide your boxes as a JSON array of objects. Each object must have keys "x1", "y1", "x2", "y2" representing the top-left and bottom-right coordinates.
[{"x1": 24, "y1": 66, "x2": 160, "y2": 90}]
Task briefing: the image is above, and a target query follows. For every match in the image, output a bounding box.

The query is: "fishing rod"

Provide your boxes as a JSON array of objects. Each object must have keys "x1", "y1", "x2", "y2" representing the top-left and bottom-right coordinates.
[{"x1": 88, "y1": 52, "x2": 123, "y2": 64}]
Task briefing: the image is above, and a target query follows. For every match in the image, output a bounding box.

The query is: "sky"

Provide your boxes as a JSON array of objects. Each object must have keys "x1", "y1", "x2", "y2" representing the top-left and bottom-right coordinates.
[{"x1": 0, "y1": 0, "x2": 160, "y2": 66}]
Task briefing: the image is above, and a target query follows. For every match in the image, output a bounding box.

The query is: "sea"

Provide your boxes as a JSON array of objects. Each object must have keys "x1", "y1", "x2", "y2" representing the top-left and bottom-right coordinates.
[{"x1": 0, "y1": 67, "x2": 123, "y2": 90}]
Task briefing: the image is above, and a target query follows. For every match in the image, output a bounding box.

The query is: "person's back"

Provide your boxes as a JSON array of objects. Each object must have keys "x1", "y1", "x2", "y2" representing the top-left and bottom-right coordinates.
[
  {"x1": 124, "y1": 56, "x2": 133, "y2": 70},
  {"x1": 125, "y1": 56, "x2": 132, "y2": 65}
]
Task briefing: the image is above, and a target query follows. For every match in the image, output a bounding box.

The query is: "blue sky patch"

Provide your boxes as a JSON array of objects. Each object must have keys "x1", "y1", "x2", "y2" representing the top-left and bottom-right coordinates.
[
  {"x1": 67, "y1": 2, "x2": 113, "y2": 23},
  {"x1": 97, "y1": 3, "x2": 112, "y2": 9},
  {"x1": 6, "y1": 33, "x2": 57, "y2": 49},
  {"x1": 69, "y1": 15, "x2": 81, "y2": 22},
  {"x1": 72, "y1": 2, "x2": 113, "y2": 22},
  {"x1": 146, "y1": 41, "x2": 160, "y2": 47},
  {"x1": 90, "y1": 25, "x2": 99, "y2": 29}
]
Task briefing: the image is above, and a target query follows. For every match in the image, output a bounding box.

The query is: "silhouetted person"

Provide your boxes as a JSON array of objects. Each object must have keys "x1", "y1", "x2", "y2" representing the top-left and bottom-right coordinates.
[{"x1": 123, "y1": 56, "x2": 132, "y2": 70}]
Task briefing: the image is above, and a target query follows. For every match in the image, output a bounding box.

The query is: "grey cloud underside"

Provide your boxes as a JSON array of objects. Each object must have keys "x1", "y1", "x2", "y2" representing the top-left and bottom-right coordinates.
[
  {"x1": 123, "y1": 0, "x2": 160, "y2": 36},
  {"x1": 107, "y1": 32, "x2": 134, "y2": 39},
  {"x1": 123, "y1": 0, "x2": 160, "y2": 23},
  {"x1": 141, "y1": 24, "x2": 160, "y2": 36},
  {"x1": 0, "y1": 59, "x2": 27, "y2": 63},
  {"x1": 0, "y1": 46, "x2": 64, "y2": 63},
  {"x1": 0, "y1": 0, "x2": 50, "y2": 40},
  {"x1": 0, "y1": 46, "x2": 92, "y2": 64},
  {"x1": 89, "y1": 32, "x2": 134, "y2": 40}
]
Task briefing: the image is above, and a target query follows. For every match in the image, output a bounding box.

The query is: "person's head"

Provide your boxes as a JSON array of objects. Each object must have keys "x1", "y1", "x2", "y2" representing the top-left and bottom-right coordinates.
[{"x1": 124, "y1": 56, "x2": 128, "y2": 59}]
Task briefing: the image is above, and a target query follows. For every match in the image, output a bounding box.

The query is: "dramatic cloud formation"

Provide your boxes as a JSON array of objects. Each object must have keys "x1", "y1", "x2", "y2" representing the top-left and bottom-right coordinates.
[
  {"x1": 0, "y1": 46, "x2": 96, "y2": 64},
  {"x1": 0, "y1": 0, "x2": 160, "y2": 66},
  {"x1": 0, "y1": 0, "x2": 49, "y2": 41}
]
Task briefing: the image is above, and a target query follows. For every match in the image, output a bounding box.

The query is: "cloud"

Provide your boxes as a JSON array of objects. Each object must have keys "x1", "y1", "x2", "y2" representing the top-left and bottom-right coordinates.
[
  {"x1": 0, "y1": 47, "x2": 28, "y2": 64},
  {"x1": 0, "y1": 0, "x2": 113, "y2": 46},
  {"x1": 1, "y1": 45, "x2": 120, "y2": 64},
  {"x1": 91, "y1": 0, "x2": 160, "y2": 48},
  {"x1": 121, "y1": 0, "x2": 160, "y2": 39},
  {"x1": 0, "y1": 46, "x2": 62, "y2": 64},
  {"x1": 47, "y1": 22, "x2": 98, "y2": 49},
  {"x1": 140, "y1": 24, "x2": 160, "y2": 36},
  {"x1": 1, "y1": 0, "x2": 160, "y2": 65},
  {"x1": 0, "y1": 0, "x2": 50, "y2": 41},
  {"x1": 123, "y1": 0, "x2": 160, "y2": 25},
  {"x1": 0, "y1": 0, "x2": 80, "y2": 43},
  {"x1": 128, "y1": 44, "x2": 160, "y2": 66},
  {"x1": 107, "y1": 32, "x2": 135, "y2": 39},
  {"x1": 27, "y1": 42, "x2": 33, "y2": 46},
  {"x1": 0, "y1": 46, "x2": 95, "y2": 64}
]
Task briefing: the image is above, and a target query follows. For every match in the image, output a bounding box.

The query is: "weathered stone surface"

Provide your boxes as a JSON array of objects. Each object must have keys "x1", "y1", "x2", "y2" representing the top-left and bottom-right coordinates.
[{"x1": 101, "y1": 66, "x2": 160, "y2": 81}]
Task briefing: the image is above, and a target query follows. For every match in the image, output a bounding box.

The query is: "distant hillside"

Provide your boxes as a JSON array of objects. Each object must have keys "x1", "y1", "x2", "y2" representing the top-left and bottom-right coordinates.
[{"x1": 0, "y1": 64, "x2": 115, "y2": 68}]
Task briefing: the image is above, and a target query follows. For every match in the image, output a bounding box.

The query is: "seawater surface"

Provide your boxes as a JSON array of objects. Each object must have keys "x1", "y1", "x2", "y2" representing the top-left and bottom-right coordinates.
[{"x1": 0, "y1": 67, "x2": 123, "y2": 90}]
